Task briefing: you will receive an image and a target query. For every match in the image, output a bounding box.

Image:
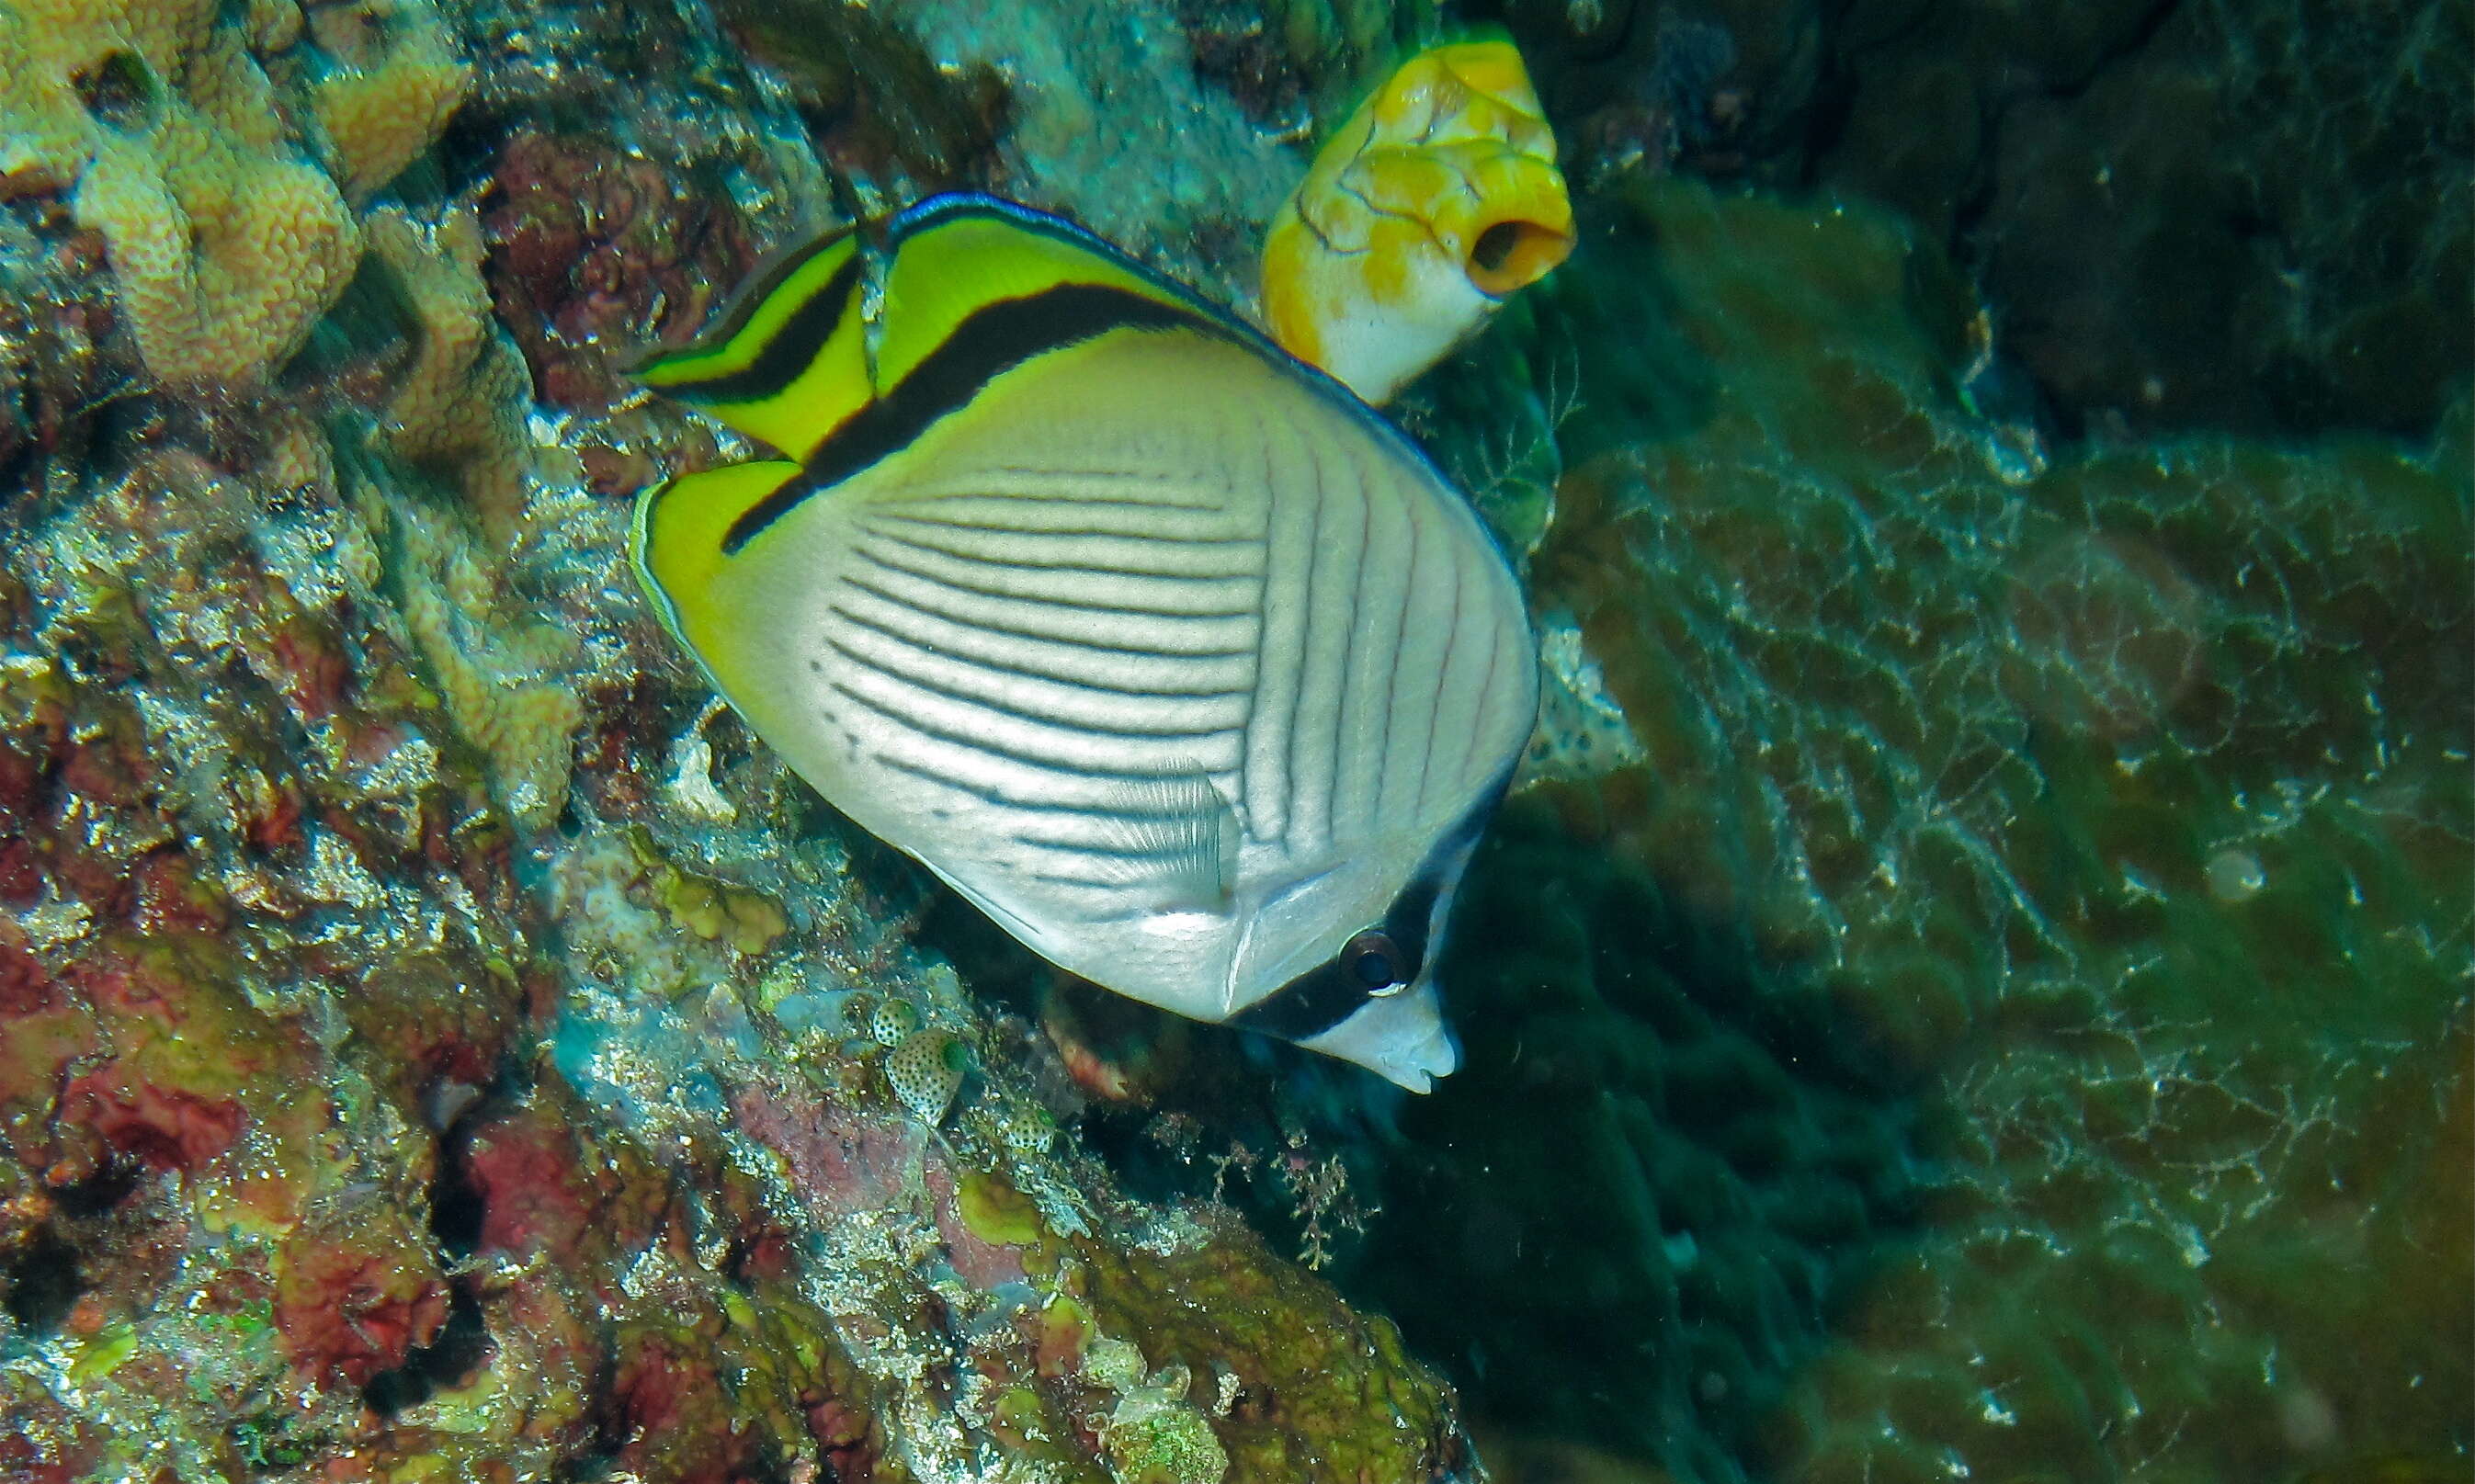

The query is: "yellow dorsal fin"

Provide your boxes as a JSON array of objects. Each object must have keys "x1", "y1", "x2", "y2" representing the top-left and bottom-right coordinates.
[
  {"x1": 873, "y1": 198, "x2": 1209, "y2": 393},
  {"x1": 632, "y1": 229, "x2": 868, "y2": 460},
  {"x1": 630, "y1": 460, "x2": 804, "y2": 685}
]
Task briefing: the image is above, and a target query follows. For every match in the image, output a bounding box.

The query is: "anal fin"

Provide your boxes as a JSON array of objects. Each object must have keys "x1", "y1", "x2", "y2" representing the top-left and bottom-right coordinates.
[{"x1": 1095, "y1": 771, "x2": 1242, "y2": 917}]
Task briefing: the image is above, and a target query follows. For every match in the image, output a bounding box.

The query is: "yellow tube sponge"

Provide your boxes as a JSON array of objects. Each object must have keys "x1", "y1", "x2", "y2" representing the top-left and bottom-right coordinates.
[{"x1": 1261, "y1": 38, "x2": 1574, "y2": 404}]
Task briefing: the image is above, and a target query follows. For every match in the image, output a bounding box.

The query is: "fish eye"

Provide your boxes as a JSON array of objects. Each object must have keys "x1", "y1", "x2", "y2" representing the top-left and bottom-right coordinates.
[{"x1": 1343, "y1": 929, "x2": 1406, "y2": 990}]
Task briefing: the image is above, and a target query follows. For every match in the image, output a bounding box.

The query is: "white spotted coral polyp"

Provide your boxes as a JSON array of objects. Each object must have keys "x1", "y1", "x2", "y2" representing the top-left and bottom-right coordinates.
[{"x1": 1261, "y1": 38, "x2": 1575, "y2": 405}]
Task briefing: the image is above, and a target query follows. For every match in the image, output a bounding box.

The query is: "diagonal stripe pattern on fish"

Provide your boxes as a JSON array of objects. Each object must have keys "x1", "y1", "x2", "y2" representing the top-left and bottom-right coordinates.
[{"x1": 629, "y1": 195, "x2": 1537, "y2": 1091}]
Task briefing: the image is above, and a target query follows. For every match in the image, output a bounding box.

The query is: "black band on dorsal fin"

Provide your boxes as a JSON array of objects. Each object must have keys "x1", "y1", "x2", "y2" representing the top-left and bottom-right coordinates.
[
  {"x1": 653, "y1": 251, "x2": 866, "y2": 407},
  {"x1": 720, "y1": 282, "x2": 1216, "y2": 553}
]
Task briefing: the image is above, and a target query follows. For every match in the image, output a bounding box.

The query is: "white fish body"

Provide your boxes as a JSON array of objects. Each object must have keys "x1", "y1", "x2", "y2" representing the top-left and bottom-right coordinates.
[{"x1": 632, "y1": 196, "x2": 1536, "y2": 1090}]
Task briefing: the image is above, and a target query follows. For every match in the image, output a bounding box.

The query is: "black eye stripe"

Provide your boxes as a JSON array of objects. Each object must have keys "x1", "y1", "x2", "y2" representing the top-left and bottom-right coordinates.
[
  {"x1": 1229, "y1": 901, "x2": 1430, "y2": 1039},
  {"x1": 1232, "y1": 957, "x2": 1373, "y2": 1041},
  {"x1": 1228, "y1": 771, "x2": 1511, "y2": 1044}
]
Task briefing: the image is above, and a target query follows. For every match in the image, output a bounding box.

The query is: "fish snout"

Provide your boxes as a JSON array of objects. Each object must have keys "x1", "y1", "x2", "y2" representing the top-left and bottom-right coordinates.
[{"x1": 1300, "y1": 980, "x2": 1462, "y2": 1093}]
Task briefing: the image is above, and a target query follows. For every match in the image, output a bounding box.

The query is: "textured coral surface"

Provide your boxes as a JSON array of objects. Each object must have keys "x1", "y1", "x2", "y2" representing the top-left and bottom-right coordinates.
[
  {"x1": 0, "y1": 0, "x2": 478, "y2": 393},
  {"x1": 1362, "y1": 178, "x2": 2470, "y2": 1483}
]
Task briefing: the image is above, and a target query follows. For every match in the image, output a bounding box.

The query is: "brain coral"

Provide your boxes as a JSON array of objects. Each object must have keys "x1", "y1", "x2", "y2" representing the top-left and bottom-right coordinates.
[
  {"x1": 1365, "y1": 177, "x2": 2470, "y2": 1483},
  {"x1": 0, "y1": 0, "x2": 470, "y2": 395}
]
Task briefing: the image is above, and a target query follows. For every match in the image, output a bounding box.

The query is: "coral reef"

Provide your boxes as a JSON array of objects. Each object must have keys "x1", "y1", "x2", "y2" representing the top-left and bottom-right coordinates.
[
  {"x1": 0, "y1": 202, "x2": 127, "y2": 492},
  {"x1": 866, "y1": 0, "x2": 1301, "y2": 300},
  {"x1": 0, "y1": 1, "x2": 2459, "y2": 1482},
  {"x1": 481, "y1": 129, "x2": 778, "y2": 415},
  {"x1": 363, "y1": 202, "x2": 536, "y2": 533},
  {"x1": 710, "y1": 0, "x2": 1013, "y2": 191},
  {"x1": 1486, "y1": 0, "x2": 2471, "y2": 439},
  {"x1": 0, "y1": 3, "x2": 1485, "y2": 1479},
  {"x1": 304, "y1": 0, "x2": 472, "y2": 206},
  {"x1": 1820, "y1": 0, "x2": 2471, "y2": 438},
  {"x1": 72, "y1": 94, "x2": 360, "y2": 394},
  {"x1": 1175, "y1": 0, "x2": 1439, "y2": 130},
  {"x1": 385, "y1": 486, "x2": 587, "y2": 833}
]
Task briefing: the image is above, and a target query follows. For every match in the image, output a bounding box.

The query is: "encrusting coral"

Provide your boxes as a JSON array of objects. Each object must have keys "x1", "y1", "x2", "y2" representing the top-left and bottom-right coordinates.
[
  {"x1": 0, "y1": 0, "x2": 471, "y2": 396},
  {"x1": 352, "y1": 194, "x2": 609, "y2": 834},
  {"x1": 384, "y1": 485, "x2": 586, "y2": 834},
  {"x1": 70, "y1": 71, "x2": 362, "y2": 393},
  {"x1": 305, "y1": 0, "x2": 472, "y2": 205},
  {"x1": 364, "y1": 201, "x2": 538, "y2": 534},
  {"x1": 0, "y1": 0, "x2": 217, "y2": 193}
]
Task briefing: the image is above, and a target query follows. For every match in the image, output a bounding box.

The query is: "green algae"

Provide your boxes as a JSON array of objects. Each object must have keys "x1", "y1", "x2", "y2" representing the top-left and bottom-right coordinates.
[
  {"x1": 1369, "y1": 175, "x2": 2471, "y2": 1482},
  {"x1": 63, "y1": 1323, "x2": 137, "y2": 1385},
  {"x1": 1106, "y1": 1397, "x2": 1232, "y2": 1484},
  {"x1": 1067, "y1": 1215, "x2": 1469, "y2": 1482},
  {"x1": 959, "y1": 1170, "x2": 1048, "y2": 1247}
]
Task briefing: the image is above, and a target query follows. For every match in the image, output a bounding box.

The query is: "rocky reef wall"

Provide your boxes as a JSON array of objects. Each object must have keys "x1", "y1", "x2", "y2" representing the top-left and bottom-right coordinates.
[
  {"x1": 0, "y1": 2, "x2": 1482, "y2": 1479},
  {"x1": 1484, "y1": 0, "x2": 2473, "y2": 441}
]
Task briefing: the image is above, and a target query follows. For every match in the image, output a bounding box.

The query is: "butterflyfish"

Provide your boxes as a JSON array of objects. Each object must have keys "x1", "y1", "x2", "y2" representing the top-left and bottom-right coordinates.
[
  {"x1": 630, "y1": 195, "x2": 1538, "y2": 1091},
  {"x1": 1262, "y1": 38, "x2": 1575, "y2": 404}
]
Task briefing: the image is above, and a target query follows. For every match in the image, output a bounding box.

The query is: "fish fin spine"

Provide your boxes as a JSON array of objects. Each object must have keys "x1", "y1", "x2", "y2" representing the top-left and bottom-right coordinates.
[{"x1": 1091, "y1": 771, "x2": 1243, "y2": 916}]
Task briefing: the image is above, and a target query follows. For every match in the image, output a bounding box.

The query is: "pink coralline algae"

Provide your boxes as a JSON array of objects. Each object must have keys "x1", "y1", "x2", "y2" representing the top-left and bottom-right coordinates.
[
  {"x1": 275, "y1": 1209, "x2": 453, "y2": 1388},
  {"x1": 484, "y1": 130, "x2": 767, "y2": 413},
  {"x1": 1, "y1": 936, "x2": 305, "y2": 1192},
  {"x1": 460, "y1": 1096, "x2": 664, "y2": 1263},
  {"x1": 608, "y1": 1331, "x2": 769, "y2": 1484}
]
